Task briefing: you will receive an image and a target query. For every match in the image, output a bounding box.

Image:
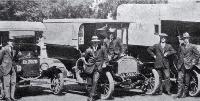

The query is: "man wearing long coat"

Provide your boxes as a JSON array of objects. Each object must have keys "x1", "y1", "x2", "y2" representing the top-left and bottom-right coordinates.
[{"x1": 147, "y1": 33, "x2": 176, "y2": 95}]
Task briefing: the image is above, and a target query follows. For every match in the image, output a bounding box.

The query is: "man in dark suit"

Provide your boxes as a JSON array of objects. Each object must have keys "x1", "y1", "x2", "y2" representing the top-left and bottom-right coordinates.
[
  {"x1": 176, "y1": 32, "x2": 200, "y2": 98},
  {"x1": 1, "y1": 38, "x2": 17, "y2": 101},
  {"x1": 84, "y1": 36, "x2": 108, "y2": 101},
  {"x1": 147, "y1": 33, "x2": 176, "y2": 95}
]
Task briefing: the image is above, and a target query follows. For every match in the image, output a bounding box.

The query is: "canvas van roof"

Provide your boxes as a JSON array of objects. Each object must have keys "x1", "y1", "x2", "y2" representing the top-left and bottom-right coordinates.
[
  {"x1": 117, "y1": 3, "x2": 200, "y2": 22},
  {"x1": 43, "y1": 18, "x2": 133, "y2": 46},
  {"x1": 0, "y1": 21, "x2": 46, "y2": 31},
  {"x1": 160, "y1": 3, "x2": 200, "y2": 22},
  {"x1": 43, "y1": 18, "x2": 135, "y2": 23}
]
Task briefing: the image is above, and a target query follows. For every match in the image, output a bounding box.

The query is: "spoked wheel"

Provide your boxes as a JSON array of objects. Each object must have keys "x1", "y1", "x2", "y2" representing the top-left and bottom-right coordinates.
[
  {"x1": 98, "y1": 72, "x2": 114, "y2": 100},
  {"x1": 51, "y1": 73, "x2": 64, "y2": 95},
  {"x1": 189, "y1": 70, "x2": 200, "y2": 96},
  {"x1": 145, "y1": 69, "x2": 160, "y2": 95}
]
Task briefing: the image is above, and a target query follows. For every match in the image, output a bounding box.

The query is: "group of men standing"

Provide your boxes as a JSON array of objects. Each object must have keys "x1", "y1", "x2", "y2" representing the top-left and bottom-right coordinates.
[
  {"x1": 0, "y1": 38, "x2": 17, "y2": 101},
  {"x1": 86, "y1": 28, "x2": 123, "y2": 101},
  {"x1": 74, "y1": 26, "x2": 123, "y2": 101},
  {"x1": 76, "y1": 25, "x2": 200, "y2": 101},
  {"x1": 147, "y1": 32, "x2": 200, "y2": 98}
]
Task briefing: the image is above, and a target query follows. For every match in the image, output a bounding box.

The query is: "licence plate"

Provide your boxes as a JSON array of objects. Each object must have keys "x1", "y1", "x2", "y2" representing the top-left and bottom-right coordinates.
[
  {"x1": 119, "y1": 72, "x2": 136, "y2": 77},
  {"x1": 22, "y1": 59, "x2": 38, "y2": 64}
]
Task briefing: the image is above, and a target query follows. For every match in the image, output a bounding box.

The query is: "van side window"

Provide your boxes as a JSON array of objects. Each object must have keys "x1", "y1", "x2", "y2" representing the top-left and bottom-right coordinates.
[
  {"x1": 154, "y1": 24, "x2": 159, "y2": 35},
  {"x1": 0, "y1": 31, "x2": 9, "y2": 46},
  {"x1": 78, "y1": 25, "x2": 84, "y2": 45}
]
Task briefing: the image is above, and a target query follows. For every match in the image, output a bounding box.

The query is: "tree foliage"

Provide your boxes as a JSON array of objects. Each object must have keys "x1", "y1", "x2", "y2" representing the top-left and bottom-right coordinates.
[{"x1": 0, "y1": 0, "x2": 167, "y2": 21}]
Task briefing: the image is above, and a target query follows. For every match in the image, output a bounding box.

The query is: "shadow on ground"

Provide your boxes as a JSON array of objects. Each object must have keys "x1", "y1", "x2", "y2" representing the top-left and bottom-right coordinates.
[
  {"x1": 15, "y1": 86, "x2": 52, "y2": 99},
  {"x1": 63, "y1": 83, "x2": 145, "y2": 99}
]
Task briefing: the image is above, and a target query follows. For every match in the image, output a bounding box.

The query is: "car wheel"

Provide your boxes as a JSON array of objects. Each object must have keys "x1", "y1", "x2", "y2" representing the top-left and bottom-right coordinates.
[
  {"x1": 145, "y1": 69, "x2": 160, "y2": 95},
  {"x1": 0, "y1": 81, "x2": 4, "y2": 99},
  {"x1": 189, "y1": 70, "x2": 200, "y2": 96},
  {"x1": 51, "y1": 72, "x2": 64, "y2": 95},
  {"x1": 98, "y1": 72, "x2": 114, "y2": 100}
]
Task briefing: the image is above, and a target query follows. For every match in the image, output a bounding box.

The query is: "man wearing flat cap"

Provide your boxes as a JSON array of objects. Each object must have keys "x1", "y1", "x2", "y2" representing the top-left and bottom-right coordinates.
[
  {"x1": 176, "y1": 32, "x2": 200, "y2": 98},
  {"x1": 147, "y1": 33, "x2": 176, "y2": 95}
]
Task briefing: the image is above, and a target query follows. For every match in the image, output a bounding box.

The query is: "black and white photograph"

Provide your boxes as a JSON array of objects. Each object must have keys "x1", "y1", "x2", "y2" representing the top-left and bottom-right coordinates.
[{"x1": 0, "y1": 0, "x2": 200, "y2": 101}]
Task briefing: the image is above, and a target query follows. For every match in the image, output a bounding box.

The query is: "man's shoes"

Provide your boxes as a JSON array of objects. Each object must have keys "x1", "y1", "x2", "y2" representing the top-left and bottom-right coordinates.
[
  {"x1": 174, "y1": 94, "x2": 185, "y2": 98},
  {"x1": 181, "y1": 92, "x2": 186, "y2": 98},
  {"x1": 87, "y1": 97, "x2": 95, "y2": 101},
  {"x1": 154, "y1": 91, "x2": 162, "y2": 95},
  {"x1": 157, "y1": 92, "x2": 162, "y2": 95},
  {"x1": 5, "y1": 98, "x2": 12, "y2": 101},
  {"x1": 166, "y1": 91, "x2": 172, "y2": 95},
  {"x1": 0, "y1": 96, "x2": 5, "y2": 100},
  {"x1": 11, "y1": 98, "x2": 17, "y2": 101}
]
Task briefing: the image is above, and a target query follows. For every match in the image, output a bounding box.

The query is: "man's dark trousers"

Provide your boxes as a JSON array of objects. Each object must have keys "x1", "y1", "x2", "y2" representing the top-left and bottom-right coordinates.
[
  {"x1": 177, "y1": 65, "x2": 192, "y2": 97},
  {"x1": 156, "y1": 68, "x2": 171, "y2": 94},
  {"x1": 89, "y1": 62, "x2": 102, "y2": 98}
]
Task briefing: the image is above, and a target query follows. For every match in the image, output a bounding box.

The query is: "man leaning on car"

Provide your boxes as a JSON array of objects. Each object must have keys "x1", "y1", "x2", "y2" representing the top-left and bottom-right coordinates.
[{"x1": 147, "y1": 33, "x2": 176, "y2": 95}]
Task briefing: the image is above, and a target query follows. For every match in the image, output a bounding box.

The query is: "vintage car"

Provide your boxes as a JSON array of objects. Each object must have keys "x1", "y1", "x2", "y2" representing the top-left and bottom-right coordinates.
[
  {"x1": 43, "y1": 18, "x2": 161, "y2": 99},
  {"x1": 117, "y1": 3, "x2": 200, "y2": 97},
  {"x1": 0, "y1": 21, "x2": 68, "y2": 95}
]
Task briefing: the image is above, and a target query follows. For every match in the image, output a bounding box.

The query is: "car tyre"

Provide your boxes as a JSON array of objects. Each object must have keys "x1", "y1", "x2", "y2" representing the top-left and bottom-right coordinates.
[
  {"x1": 189, "y1": 70, "x2": 200, "y2": 96},
  {"x1": 145, "y1": 69, "x2": 160, "y2": 95},
  {"x1": 99, "y1": 72, "x2": 114, "y2": 100},
  {"x1": 51, "y1": 72, "x2": 64, "y2": 95}
]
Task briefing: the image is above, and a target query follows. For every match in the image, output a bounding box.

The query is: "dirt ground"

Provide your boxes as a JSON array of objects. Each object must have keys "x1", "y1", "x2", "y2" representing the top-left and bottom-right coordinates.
[{"x1": 11, "y1": 81, "x2": 200, "y2": 101}]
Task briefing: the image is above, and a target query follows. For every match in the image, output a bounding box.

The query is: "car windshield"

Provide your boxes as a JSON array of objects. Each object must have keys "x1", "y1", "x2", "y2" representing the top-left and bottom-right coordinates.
[{"x1": 13, "y1": 35, "x2": 40, "y2": 58}]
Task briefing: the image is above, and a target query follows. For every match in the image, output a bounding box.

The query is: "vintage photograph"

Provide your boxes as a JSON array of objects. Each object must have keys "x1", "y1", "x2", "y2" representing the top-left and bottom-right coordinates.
[{"x1": 0, "y1": 0, "x2": 200, "y2": 101}]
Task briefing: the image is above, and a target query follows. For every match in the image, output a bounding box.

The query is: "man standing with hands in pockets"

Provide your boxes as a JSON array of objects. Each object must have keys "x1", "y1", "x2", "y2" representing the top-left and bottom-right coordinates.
[{"x1": 147, "y1": 33, "x2": 176, "y2": 95}]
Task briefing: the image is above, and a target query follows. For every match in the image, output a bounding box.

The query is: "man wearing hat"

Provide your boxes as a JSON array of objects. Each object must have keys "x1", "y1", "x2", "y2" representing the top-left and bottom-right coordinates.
[
  {"x1": 147, "y1": 33, "x2": 176, "y2": 95},
  {"x1": 74, "y1": 35, "x2": 108, "y2": 101},
  {"x1": 85, "y1": 35, "x2": 109, "y2": 101},
  {"x1": 107, "y1": 27, "x2": 124, "y2": 60},
  {"x1": 176, "y1": 32, "x2": 200, "y2": 98},
  {"x1": 0, "y1": 37, "x2": 17, "y2": 101},
  {"x1": 104, "y1": 27, "x2": 124, "y2": 74}
]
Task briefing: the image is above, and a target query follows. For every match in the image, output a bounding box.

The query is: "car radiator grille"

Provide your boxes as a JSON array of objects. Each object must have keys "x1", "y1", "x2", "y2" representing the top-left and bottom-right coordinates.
[{"x1": 19, "y1": 58, "x2": 40, "y2": 78}]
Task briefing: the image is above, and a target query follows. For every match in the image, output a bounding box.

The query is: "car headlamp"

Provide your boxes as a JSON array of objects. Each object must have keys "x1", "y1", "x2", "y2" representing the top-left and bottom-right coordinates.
[
  {"x1": 16, "y1": 65, "x2": 22, "y2": 72},
  {"x1": 40, "y1": 63, "x2": 49, "y2": 71}
]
